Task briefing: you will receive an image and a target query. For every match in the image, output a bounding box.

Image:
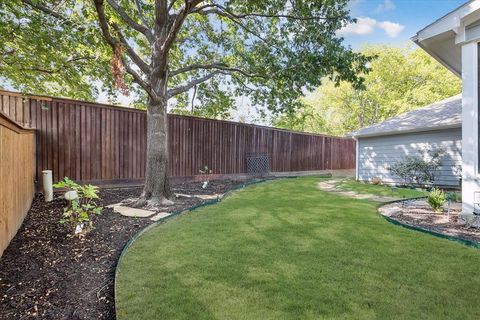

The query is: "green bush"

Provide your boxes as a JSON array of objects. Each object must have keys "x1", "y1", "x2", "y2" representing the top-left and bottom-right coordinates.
[
  {"x1": 388, "y1": 149, "x2": 445, "y2": 187},
  {"x1": 445, "y1": 191, "x2": 461, "y2": 203},
  {"x1": 53, "y1": 177, "x2": 102, "y2": 236},
  {"x1": 427, "y1": 188, "x2": 446, "y2": 213}
]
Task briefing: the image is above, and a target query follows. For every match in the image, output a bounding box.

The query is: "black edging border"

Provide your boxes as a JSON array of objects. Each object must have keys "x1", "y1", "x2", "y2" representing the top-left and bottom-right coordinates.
[
  {"x1": 377, "y1": 198, "x2": 480, "y2": 249},
  {"x1": 113, "y1": 175, "x2": 311, "y2": 317}
]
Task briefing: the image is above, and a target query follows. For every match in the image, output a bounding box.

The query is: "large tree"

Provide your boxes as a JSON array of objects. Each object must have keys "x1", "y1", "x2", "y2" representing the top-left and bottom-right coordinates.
[
  {"x1": 10, "y1": 0, "x2": 369, "y2": 206},
  {"x1": 275, "y1": 45, "x2": 462, "y2": 135}
]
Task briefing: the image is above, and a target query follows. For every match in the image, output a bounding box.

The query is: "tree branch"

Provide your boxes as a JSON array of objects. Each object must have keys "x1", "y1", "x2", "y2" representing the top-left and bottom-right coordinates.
[
  {"x1": 161, "y1": 0, "x2": 203, "y2": 52},
  {"x1": 170, "y1": 62, "x2": 265, "y2": 79},
  {"x1": 93, "y1": 0, "x2": 153, "y2": 97},
  {"x1": 170, "y1": 62, "x2": 228, "y2": 76},
  {"x1": 124, "y1": 60, "x2": 151, "y2": 93},
  {"x1": 112, "y1": 23, "x2": 150, "y2": 74},
  {"x1": 133, "y1": 0, "x2": 150, "y2": 27},
  {"x1": 192, "y1": 3, "x2": 341, "y2": 21},
  {"x1": 21, "y1": 0, "x2": 69, "y2": 21},
  {"x1": 192, "y1": 7, "x2": 268, "y2": 43},
  {"x1": 106, "y1": 0, "x2": 153, "y2": 42},
  {"x1": 167, "y1": 70, "x2": 222, "y2": 98}
]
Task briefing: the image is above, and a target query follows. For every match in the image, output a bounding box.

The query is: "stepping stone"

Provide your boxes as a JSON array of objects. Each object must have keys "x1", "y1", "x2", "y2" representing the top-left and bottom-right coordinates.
[
  {"x1": 194, "y1": 194, "x2": 222, "y2": 200},
  {"x1": 175, "y1": 193, "x2": 192, "y2": 198},
  {"x1": 379, "y1": 205, "x2": 402, "y2": 217},
  {"x1": 106, "y1": 203, "x2": 122, "y2": 208},
  {"x1": 150, "y1": 212, "x2": 172, "y2": 221},
  {"x1": 112, "y1": 205, "x2": 156, "y2": 218}
]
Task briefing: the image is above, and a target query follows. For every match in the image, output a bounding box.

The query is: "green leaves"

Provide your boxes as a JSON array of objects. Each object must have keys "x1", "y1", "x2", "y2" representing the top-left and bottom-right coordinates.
[
  {"x1": 0, "y1": 0, "x2": 111, "y2": 100},
  {"x1": 4, "y1": 0, "x2": 370, "y2": 116},
  {"x1": 275, "y1": 45, "x2": 462, "y2": 135},
  {"x1": 428, "y1": 188, "x2": 446, "y2": 213},
  {"x1": 53, "y1": 177, "x2": 102, "y2": 236}
]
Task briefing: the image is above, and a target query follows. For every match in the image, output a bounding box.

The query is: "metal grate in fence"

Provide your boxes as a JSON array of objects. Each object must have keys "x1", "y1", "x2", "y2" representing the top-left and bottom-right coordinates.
[{"x1": 246, "y1": 153, "x2": 270, "y2": 176}]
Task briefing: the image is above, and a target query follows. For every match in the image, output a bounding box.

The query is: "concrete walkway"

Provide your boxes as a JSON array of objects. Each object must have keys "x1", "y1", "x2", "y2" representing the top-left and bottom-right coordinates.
[{"x1": 317, "y1": 179, "x2": 402, "y2": 203}]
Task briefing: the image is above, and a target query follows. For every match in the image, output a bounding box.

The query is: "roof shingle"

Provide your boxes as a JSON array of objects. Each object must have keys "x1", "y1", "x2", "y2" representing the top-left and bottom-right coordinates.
[{"x1": 351, "y1": 95, "x2": 461, "y2": 138}]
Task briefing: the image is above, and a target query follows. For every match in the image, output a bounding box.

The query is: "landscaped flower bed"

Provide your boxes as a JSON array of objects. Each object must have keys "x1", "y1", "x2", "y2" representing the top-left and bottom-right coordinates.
[
  {"x1": 0, "y1": 179, "x2": 255, "y2": 320},
  {"x1": 379, "y1": 199, "x2": 480, "y2": 243}
]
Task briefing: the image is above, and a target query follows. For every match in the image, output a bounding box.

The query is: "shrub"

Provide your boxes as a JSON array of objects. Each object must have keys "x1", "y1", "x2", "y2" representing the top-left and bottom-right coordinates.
[
  {"x1": 53, "y1": 177, "x2": 102, "y2": 236},
  {"x1": 388, "y1": 149, "x2": 445, "y2": 187},
  {"x1": 445, "y1": 191, "x2": 461, "y2": 203},
  {"x1": 427, "y1": 188, "x2": 446, "y2": 213}
]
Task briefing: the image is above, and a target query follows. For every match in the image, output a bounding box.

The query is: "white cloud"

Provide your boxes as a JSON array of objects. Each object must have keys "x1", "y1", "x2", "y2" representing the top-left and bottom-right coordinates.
[
  {"x1": 338, "y1": 17, "x2": 405, "y2": 38},
  {"x1": 337, "y1": 17, "x2": 377, "y2": 36},
  {"x1": 374, "y1": 0, "x2": 396, "y2": 14},
  {"x1": 377, "y1": 21, "x2": 405, "y2": 38}
]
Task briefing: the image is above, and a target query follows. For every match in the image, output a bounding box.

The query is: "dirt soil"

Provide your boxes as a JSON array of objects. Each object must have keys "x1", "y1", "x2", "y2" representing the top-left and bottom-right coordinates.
[
  {"x1": 0, "y1": 179, "x2": 257, "y2": 320},
  {"x1": 380, "y1": 199, "x2": 480, "y2": 243}
]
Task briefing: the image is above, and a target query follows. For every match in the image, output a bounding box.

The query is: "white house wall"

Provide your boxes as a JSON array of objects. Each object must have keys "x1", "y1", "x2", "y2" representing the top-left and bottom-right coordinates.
[{"x1": 357, "y1": 128, "x2": 462, "y2": 187}]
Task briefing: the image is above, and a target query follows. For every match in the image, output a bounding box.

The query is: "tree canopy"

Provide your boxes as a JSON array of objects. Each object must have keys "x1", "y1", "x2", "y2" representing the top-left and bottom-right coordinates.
[
  {"x1": 1, "y1": 0, "x2": 369, "y2": 114},
  {"x1": 274, "y1": 45, "x2": 462, "y2": 135}
]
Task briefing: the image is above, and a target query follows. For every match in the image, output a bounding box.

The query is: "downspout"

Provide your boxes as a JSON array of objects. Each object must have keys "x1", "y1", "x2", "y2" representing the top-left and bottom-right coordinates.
[{"x1": 354, "y1": 137, "x2": 359, "y2": 181}]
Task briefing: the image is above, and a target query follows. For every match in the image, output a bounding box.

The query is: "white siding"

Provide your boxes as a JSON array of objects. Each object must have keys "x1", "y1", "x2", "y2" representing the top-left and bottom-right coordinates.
[{"x1": 357, "y1": 128, "x2": 462, "y2": 187}]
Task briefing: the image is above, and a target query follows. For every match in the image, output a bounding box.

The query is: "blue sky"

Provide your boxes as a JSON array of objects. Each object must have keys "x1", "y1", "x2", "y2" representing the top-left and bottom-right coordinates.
[{"x1": 340, "y1": 0, "x2": 466, "y2": 48}]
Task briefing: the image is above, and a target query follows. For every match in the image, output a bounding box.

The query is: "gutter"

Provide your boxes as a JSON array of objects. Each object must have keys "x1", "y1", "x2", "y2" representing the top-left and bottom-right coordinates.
[{"x1": 352, "y1": 123, "x2": 462, "y2": 139}]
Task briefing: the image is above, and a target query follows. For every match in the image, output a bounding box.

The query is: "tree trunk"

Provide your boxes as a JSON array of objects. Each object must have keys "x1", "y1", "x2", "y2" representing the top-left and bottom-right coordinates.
[
  {"x1": 136, "y1": 91, "x2": 173, "y2": 207},
  {"x1": 136, "y1": 19, "x2": 172, "y2": 207}
]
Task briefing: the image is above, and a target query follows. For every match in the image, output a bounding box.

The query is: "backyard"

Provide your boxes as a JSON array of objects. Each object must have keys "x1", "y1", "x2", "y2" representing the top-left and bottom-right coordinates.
[
  {"x1": 2, "y1": 1, "x2": 480, "y2": 319},
  {"x1": 116, "y1": 177, "x2": 480, "y2": 320}
]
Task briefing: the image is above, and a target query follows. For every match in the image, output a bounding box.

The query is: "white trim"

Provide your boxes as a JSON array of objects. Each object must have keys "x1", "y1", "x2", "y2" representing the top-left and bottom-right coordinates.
[
  {"x1": 461, "y1": 41, "x2": 480, "y2": 214},
  {"x1": 352, "y1": 124, "x2": 462, "y2": 139},
  {"x1": 355, "y1": 138, "x2": 359, "y2": 181},
  {"x1": 415, "y1": 0, "x2": 480, "y2": 41}
]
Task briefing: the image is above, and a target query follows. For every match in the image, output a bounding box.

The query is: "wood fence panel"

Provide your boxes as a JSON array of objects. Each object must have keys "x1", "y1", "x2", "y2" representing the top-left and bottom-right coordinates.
[
  {"x1": 0, "y1": 90, "x2": 355, "y2": 186},
  {"x1": 0, "y1": 112, "x2": 35, "y2": 257}
]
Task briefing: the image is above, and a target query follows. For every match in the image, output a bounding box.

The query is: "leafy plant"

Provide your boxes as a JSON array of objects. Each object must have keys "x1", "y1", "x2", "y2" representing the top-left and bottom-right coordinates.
[
  {"x1": 388, "y1": 149, "x2": 445, "y2": 187},
  {"x1": 53, "y1": 177, "x2": 102, "y2": 236},
  {"x1": 199, "y1": 166, "x2": 213, "y2": 189},
  {"x1": 428, "y1": 188, "x2": 446, "y2": 213}
]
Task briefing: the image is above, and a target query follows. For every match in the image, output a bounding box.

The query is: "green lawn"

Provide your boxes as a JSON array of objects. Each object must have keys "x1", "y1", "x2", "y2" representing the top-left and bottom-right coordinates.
[
  {"x1": 334, "y1": 178, "x2": 428, "y2": 198},
  {"x1": 116, "y1": 177, "x2": 480, "y2": 320}
]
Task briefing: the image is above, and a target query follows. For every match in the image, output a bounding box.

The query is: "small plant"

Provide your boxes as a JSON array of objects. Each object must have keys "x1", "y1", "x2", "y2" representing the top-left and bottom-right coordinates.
[
  {"x1": 53, "y1": 177, "x2": 102, "y2": 236},
  {"x1": 445, "y1": 192, "x2": 461, "y2": 216},
  {"x1": 199, "y1": 165, "x2": 213, "y2": 189},
  {"x1": 427, "y1": 188, "x2": 446, "y2": 213}
]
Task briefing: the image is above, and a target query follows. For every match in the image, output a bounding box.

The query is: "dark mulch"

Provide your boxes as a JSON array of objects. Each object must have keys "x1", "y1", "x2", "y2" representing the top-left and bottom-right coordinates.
[{"x1": 0, "y1": 179, "x2": 255, "y2": 320}]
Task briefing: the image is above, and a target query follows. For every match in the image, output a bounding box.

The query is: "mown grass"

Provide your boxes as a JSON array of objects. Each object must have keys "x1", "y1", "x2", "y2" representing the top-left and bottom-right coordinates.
[
  {"x1": 116, "y1": 177, "x2": 480, "y2": 320},
  {"x1": 335, "y1": 178, "x2": 428, "y2": 198}
]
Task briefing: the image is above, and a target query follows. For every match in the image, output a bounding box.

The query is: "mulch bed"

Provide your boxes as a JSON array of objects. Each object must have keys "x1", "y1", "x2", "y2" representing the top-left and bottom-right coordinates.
[
  {"x1": 0, "y1": 178, "x2": 257, "y2": 320},
  {"x1": 379, "y1": 199, "x2": 480, "y2": 243}
]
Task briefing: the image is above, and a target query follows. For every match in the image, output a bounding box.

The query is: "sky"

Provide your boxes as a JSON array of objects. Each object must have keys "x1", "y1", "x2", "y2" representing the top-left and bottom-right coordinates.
[
  {"x1": 339, "y1": 0, "x2": 466, "y2": 48},
  {"x1": 97, "y1": 0, "x2": 468, "y2": 123}
]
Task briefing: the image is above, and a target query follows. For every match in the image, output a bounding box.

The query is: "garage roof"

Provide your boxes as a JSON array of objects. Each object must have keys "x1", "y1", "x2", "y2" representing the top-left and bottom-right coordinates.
[{"x1": 351, "y1": 95, "x2": 462, "y2": 138}]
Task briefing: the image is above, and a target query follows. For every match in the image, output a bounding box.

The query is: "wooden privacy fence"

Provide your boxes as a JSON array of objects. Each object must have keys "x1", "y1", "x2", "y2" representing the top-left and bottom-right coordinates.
[
  {"x1": 0, "y1": 90, "x2": 355, "y2": 185},
  {"x1": 0, "y1": 111, "x2": 35, "y2": 257}
]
